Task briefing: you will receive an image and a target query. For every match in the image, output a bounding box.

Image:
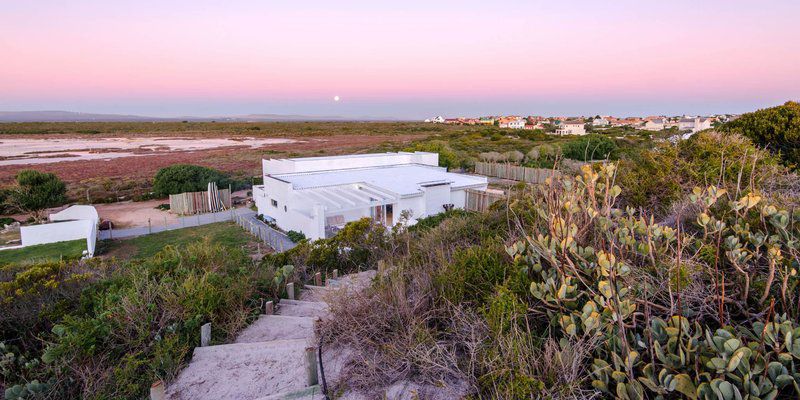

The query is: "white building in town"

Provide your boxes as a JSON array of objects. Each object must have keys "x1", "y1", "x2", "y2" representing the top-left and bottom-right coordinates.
[
  {"x1": 498, "y1": 117, "x2": 526, "y2": 129},
  {"x1": 592, "y1": 117, "x2": 610, "y2": 127},
  {"x1": 253, "y1": 152, "x2": 489, "y2": 240},
  {"x1": 554, "y1": 120, "x2": 587, "y2": 136},
  {"x1": 643, "y1": 118, "x2": 666, "y2": 131},
  {"x1": 678, "y1": 117, "x2": 713, "y2": 133}
]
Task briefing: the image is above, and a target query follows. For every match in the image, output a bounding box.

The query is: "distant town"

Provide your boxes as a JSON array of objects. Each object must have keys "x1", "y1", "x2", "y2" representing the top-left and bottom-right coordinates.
[{"x1": 425, "y1": 114, "x2": 740, "y2": 136}]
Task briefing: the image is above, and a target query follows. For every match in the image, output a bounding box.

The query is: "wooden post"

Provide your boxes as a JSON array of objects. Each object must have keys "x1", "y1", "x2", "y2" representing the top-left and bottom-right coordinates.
[
  {"x1": 150, "y1": 380, "x2": 165, "y2": 400},
  {"x1": 332, "y1": 269, "x2": 338, "y2": 279},
  {"x1": 305, "y1": 347, "x2": 319, "y2": 386},
  {"x1": 200, "y1": 323, "x2": 211, "y2": 347},
  {"x1": 148, "y1": 218, "x2": 152, "y2": 234},
  {"x1": 286, "y1": 282, "x2": 295, "y2": 300},
  {"x1": 264, "y1": 300, "x2": 274, "y2": 315},
  {"x1": 314, "y1": 272, "x2": 322, "y2": 286}
]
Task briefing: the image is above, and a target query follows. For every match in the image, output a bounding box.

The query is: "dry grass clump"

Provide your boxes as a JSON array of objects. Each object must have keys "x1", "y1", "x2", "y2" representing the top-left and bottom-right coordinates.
[{"x1": 318, "y1": 263, "x2": 483, "y2": 396}]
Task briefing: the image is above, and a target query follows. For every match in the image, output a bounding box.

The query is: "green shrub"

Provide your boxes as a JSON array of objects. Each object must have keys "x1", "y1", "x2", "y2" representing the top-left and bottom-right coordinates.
[
  {"x1": 720, "y1": 100, "x2": 800, "y2": 169},
  {"x1": 152, "y1": 164, "x2": 232, "y2": 197},
  {"x1": 286, "y1": 230, "x2": 306, "y2": 243},
  {"x1": 409, "y1": 209, "x2": 472, "y2": 232},
  {"x1": 561, "y1": 134, "x2": 618, "y2": 161},
  {"x1": 7, "y1": 170, "x2": 67, "y2": 222}
]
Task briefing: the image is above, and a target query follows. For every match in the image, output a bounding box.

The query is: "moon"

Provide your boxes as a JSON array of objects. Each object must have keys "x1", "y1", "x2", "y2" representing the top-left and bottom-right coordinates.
[{"x1": 333, "y1": 95, "x2": 340, "y2": 102}]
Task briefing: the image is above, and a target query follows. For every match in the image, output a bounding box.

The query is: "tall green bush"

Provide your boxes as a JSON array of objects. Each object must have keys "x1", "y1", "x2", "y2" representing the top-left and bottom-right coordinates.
[
  {"x1": 561, "y1": 134, "x2": 618, "y2": 161},
  {"x1": 152, "y1": 164, "x2": 232, "y2": 197},
  {"x1": 720, "y1": 101, "x2": 800, "y2": 169}
]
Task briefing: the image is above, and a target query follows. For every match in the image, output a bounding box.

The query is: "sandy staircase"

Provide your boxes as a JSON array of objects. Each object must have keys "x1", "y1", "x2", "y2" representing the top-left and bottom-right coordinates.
[{"x1": 164, "y1": 271, "x2": 375, "y2": 400}]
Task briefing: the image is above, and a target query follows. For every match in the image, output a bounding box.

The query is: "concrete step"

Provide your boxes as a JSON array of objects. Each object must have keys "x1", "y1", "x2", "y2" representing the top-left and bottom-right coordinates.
[
  {"x1": 166, "y1": 339, "x2": 311, "y2": 400},
  {"x1": 235, "y1": 315, "x2": 316, "y2": 343},
  {"x1": 255, "y1": 385, "x2": 324, "y2": 400},
  {"x1": 298, "y1": 285, "x2": 333, "y2": 302},
  {"x1": 278, "y1": 299, "x2": 329, "y2": 318}
]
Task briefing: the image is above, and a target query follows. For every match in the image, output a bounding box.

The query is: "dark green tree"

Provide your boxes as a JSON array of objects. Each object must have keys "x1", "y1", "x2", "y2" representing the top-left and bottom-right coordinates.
[
  {"x1": 9, "y1": 170, "x2": 67, "y2": 222},
  {"x1": 152, "y1": 164, "x2": 232, "y2": 197}
]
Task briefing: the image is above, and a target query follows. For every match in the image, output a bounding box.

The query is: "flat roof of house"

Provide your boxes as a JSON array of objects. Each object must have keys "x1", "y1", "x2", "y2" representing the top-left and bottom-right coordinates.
[
  {"x1": 277, "y1": 151, "x2": 435, "y2": 162},
  {"x1": 271, "y1": 164, "x2": 487, "y2": 197}
]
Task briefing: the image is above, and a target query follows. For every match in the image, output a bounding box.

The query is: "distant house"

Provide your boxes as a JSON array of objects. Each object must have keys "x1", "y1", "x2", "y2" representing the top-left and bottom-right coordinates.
[
  {"x1": 678, "y1": 117, "x2": 712, "y2": 133},
  {"x1": 498, "y1": 117, "x2": 525, "y2": 129},
  {"x1": 479, "y1": 117, "x2": 495, "y2": 125},
  {"x1": 430, "y1": 116, "x2": 445, "y2": 123},
  {"x1": 592, "y1": 117, "x2": 610, "y2": 126},
  {"x1": 643, "y1": 118, "x2": 666, "y2": 131},
  {"x1": 555, "y1": 120, "x2": 587, "y2": 136}
]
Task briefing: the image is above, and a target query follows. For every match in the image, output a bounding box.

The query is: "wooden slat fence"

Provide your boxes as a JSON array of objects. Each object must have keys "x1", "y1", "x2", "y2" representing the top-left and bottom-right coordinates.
[
  {"x1": 169, "y1": 189, "x2": 231, "y2": 215},
  {"x1": 474, "y1": 162, "x2": 560, "y2": 183},
  {"x1": 465, "y1": 189, "x2": 506, "y2": 212}
]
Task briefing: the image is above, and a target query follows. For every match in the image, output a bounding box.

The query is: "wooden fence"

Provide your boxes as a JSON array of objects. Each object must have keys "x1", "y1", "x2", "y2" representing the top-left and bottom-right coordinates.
[
  {"x1": 465, "y1": 189, "x2": 506, "y2": 212},
  {"x1": 169, "y1": 189, "x2": 231, "y2": 215},
  {"x1": 474, "y1": 162, "x2": 560, "y2": 183}
]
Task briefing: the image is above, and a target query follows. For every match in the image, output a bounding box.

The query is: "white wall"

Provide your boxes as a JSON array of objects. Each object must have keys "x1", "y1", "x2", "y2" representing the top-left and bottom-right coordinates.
[
  {"x1": 451, "y1": 189, "x2": 467, "y2": 209},
  {"x1": 263, "y1": 152, "x2": 438, "y2": 176},
  {"x1": 422, "y1": 183, "x2": 452, "y2": 217},
  {"x1": 20, "y1": 220, "x2": 95, "y2": 256}
]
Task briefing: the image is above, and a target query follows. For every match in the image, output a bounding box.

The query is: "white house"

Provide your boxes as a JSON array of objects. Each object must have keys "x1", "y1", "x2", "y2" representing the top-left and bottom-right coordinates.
[
  {"x1": 18, "y1": 205, "x2": 99, "y2": 257},
  {"x1": 498, "y1": 117, "x2": 525, "y2": 129},
  {"x1": 429, "y1": 116, "x2": 445, "y2": 123},
  {"x1": 554, "y1": 120, "x2": 587, "y2": 136},
  {"x1": 253, "y1": 152, "x2": 489, "y2": 240},
  {"x1": 678, "y1": 117, "x2": 713, "y2": 133},
  {"x1": 643, "y1": 118, "x2": 666, "y2": 131},
  {"x1": 592, "y1": 117, "x2": 610, "y2": 127}
]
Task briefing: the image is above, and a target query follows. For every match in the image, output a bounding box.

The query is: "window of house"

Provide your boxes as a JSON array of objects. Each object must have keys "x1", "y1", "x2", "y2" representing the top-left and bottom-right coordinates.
[{"x1": 271, "y1": 199, "x2": 278, "y2": 207}]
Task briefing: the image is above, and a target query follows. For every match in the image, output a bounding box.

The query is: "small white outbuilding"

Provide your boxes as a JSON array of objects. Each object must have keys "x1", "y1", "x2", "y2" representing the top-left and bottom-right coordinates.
[{"x1": 19, "y1": 205, "x2": 100, "y2": 257}]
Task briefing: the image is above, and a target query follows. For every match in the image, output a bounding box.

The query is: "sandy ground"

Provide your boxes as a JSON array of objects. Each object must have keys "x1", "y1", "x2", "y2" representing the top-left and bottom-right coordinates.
[
  {"x1": 0, "y1": 137, "x2": 300, "y2": 166},
  {"x1": 3, "y1": 200, "x2": 174, "y2": 228},
  {"x1": 93, "y1": 199, "x2": 176, "y2": 228}
]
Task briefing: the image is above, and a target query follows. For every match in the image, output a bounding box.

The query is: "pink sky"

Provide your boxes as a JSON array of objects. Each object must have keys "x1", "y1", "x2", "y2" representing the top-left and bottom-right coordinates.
[{"x1": 1, "y1": 1, "x2": 799, "y2": 118}]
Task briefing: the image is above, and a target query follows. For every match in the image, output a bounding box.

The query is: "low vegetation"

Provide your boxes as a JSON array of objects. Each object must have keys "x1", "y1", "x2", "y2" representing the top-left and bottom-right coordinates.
[{"x1": 1, "y1": 236, "x2": 272, "y2": 399}]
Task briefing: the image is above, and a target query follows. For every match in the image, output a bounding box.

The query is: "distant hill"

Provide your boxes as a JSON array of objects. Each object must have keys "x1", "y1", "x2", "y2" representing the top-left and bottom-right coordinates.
[
  {"x1": 0, "y1": 110, "x2": 401, "y2": 123},
  {"x1": 0, "y1": 111, "x2": 170, "y2": 122}
]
